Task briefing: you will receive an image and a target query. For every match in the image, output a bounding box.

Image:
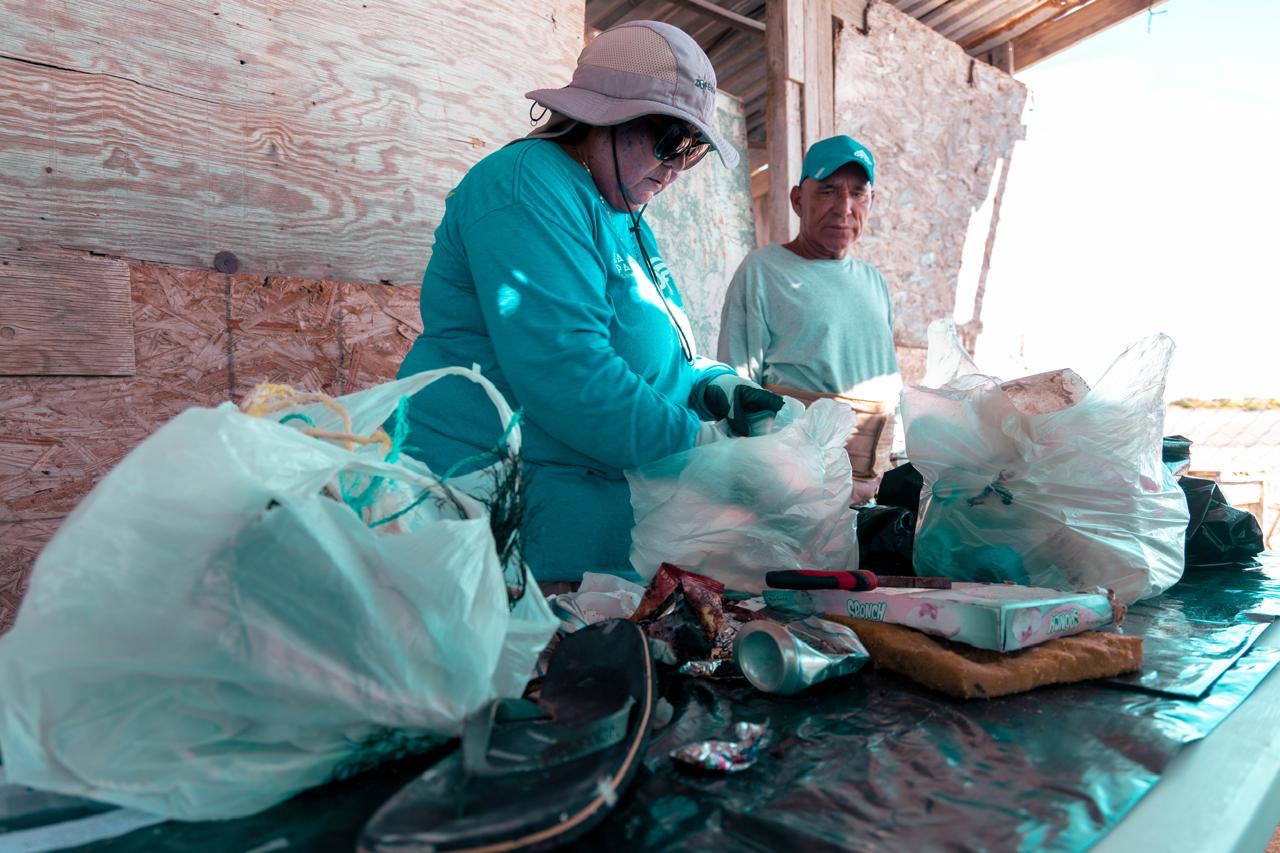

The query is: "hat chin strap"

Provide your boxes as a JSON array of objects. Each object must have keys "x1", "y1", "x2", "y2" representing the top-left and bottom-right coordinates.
[{"x1": 612, "y1": 127, "x2": 693, "y2": 364}]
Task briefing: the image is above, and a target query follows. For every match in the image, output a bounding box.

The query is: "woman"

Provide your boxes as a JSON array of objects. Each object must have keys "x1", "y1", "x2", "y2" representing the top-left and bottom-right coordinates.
[{"x1": 397, "y1": 20, "x2": 783, "y2": 583}]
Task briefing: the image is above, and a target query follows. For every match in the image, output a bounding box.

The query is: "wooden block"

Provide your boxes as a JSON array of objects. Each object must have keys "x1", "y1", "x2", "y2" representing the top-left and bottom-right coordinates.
[{"x1": 0, "y1": 251, "x2": 134, "y2": 376}]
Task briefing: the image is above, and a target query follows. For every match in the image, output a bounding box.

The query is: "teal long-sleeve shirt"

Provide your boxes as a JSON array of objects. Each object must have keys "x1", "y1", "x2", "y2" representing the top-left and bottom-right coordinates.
[{"x1": 398, "y1": 138, "x2": 732, "y2": 580}]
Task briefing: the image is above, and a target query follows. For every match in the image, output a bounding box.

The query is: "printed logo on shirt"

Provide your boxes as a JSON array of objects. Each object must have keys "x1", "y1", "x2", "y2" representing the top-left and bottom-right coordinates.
[
  {"x1": 650, "y1": 258, "x2": 675, "y2": 293},
  {"x1": 613, "y1": 252, "x2": 632, "y2": 278}
]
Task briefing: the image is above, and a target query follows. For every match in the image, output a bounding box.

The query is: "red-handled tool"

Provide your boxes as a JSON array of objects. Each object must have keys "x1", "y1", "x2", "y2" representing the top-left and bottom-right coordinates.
[{"x1": 764, "y1": 569, "x2": 878, "y2": 591}]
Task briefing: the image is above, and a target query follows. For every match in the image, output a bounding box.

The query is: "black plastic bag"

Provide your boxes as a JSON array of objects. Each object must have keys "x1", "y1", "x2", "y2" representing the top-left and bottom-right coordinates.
[
  {"x1": 875, "y1": 462, "x2": 923, "y2": 515},
  {"x1": 1180, "y1": 476, "x2": 1264, "y2": 565},
  {"x1": 855, "y1": 504, "x2": 916, "y2": 574}
]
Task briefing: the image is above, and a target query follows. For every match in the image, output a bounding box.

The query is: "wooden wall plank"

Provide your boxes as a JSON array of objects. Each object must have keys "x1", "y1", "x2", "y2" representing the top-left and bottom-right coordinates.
[
  {"x1": 0, "y1": 250, "x2": 135, "y2": 376},
  {"x1": 0, "y1": 0, "x2": 585, "y2": 284}
]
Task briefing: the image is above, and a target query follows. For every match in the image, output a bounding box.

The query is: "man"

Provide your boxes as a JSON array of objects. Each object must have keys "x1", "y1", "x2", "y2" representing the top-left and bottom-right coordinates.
[{"x1": 718, "y1": 134, "x2": 900, "y2": 503}]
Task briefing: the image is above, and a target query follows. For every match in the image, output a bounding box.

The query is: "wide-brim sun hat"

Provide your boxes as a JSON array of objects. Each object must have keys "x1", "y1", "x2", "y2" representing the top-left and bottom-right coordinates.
[{"x1": 525, "y1": 20, "x2": 740, "y2": 169}]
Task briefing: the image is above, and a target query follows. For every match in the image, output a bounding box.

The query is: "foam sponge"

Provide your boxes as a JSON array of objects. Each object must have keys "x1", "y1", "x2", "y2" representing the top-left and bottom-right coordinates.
[{"x1": 830, "y1": 617, "x2": 1143, "y2": 699}]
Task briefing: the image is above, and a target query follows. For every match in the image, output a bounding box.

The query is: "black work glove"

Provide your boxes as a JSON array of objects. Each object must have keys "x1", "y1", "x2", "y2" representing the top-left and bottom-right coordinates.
[{"x1": 702, "y1": 375, "x2": 786, "y2": 437}]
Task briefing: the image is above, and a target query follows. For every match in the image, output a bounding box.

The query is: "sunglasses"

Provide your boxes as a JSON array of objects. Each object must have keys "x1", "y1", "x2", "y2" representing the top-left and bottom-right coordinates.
[{"x1": 650, "y1": 119, "x2": 712, "y2": 168}]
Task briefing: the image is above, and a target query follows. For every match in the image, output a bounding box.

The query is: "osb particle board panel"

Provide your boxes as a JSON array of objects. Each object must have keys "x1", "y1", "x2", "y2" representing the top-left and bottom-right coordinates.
[
  {"x1": 228, "y1": 275, "x2": 419, "y2": 398},
  {"x1": 0, "y1": 518, "x2": 60, "y2": 633},
  {"x1": 0, "y1": 0, "x2": 585, "y2": 283},
  {"x1": 0, "y1": 262, "x2": 422, "y2": 630},
  {"x1": 0, "y1": 264, "x2": 232, "y2": 523},
  {"x1": 645, "y1": 92, "x2": 756, "y2": 357},
  {"x1": 1, "y1": 264, "x2": 423, "y2": 524},
  {"x1": 0, "y1": 251, "x2": 135, "y2": 375},
  {"x1": 834, "y1": 2, "x2": 1027, "y2": 349}
]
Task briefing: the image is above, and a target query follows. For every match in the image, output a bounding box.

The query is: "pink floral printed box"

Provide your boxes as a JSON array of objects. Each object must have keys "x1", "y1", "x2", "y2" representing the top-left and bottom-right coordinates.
[{"x1": 763, "y1": 583, "x2": 1116, "y2": 652}]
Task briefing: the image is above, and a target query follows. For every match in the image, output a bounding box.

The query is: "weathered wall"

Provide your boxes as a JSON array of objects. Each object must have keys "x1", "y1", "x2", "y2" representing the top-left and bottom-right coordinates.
[
  {"x1": 646, "y1": 92, "x2": 757, "y2": 355},
  {"x1": 0, "y1": 256, "x2": 422, "y2": 631},
  {"x1": 0, "y1": 0, "x2": 585, "y2": 628},
  {"x1": 832, "y1": 1, "x2": 1027, "y2": 382},
  {"x1": 0, "y1": 0, "x2": 583, "y2": 284}
]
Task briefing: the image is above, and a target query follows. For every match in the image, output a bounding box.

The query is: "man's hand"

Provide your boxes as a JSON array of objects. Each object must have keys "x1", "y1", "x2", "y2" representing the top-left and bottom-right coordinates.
[{"x1": 702, "y1": 375, "x2": 785, "y2": 437}]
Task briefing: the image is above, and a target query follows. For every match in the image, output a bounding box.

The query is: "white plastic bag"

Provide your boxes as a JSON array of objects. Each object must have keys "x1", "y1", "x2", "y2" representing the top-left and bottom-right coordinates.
[
  {"x1": 903, "y1": 321, "x2": 1187, "y2": 604},
  {"x1": 627, "y1": 398, "x2": 860, "y2": 592},
  {"x1": 0, "y1": 368, "x2": 557, "y2": 820}
]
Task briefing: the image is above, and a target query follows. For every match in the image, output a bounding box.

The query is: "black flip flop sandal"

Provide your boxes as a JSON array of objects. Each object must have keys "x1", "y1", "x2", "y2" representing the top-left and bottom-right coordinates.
[{"x1": 359, "y1": 619, "x2": 655, "y2": 852}]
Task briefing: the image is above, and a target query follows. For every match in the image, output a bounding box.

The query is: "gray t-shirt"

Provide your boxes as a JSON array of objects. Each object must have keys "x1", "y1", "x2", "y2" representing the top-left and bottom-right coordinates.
[{"x1": 717, "y1": 243, "x2": 900, "y2": 401}]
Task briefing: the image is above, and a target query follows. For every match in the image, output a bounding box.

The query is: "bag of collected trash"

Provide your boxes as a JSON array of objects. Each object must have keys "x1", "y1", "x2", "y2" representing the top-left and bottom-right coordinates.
[
  {"x1": 627, "y1": 398, "x2": 860, "y2": 593},
  {"x1": 902, "y1": 320, "x2": 1188, "y2": 604},
  {"x1": 0, "y1": 367, "x2": 557, "y2": 820},
  {"x1": 1180, "y1": 476, "x2": 1265, "y2": 565}
]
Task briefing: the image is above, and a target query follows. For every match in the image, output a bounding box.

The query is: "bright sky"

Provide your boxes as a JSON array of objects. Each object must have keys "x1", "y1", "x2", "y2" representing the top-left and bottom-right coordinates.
[{"x1": 972, "y1": 0, "x2": 1280, "y2": 400}]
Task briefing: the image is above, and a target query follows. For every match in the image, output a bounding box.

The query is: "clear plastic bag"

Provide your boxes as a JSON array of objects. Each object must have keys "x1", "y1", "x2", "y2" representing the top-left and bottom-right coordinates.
[
  {"x1": 0, "y1": 367, "x2": 557, "y2": 820},
  {"x1": 903, "y1": 320, "x2": 1187, "y2": 603},
  {"x1": 627, "y1": 398, "x2": 860, "y2": 592}
]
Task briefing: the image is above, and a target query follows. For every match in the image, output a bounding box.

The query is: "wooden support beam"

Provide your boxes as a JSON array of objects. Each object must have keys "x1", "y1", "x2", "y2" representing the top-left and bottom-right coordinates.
[
  {"x1": 990, "y1": 40, "x2": 1014, "y2": 73},
  {"x1": 766, "y1": 0, "x2": 804, "y2": 243},
  {"x1": 669, "y1": 0, "x2": 766, "y2": 33},
  {"x1": 0, "y1": 251, "x2": 135, "y2": 376},
  {"x1": 803, "y1": 0, "x2": 835, "y2": 144},
  {"x1": 719, "y1": 58, "x2": 767, "y2": 97},
  {"x1": 1011, "y1": 0, "x2": 1169, "y2": 71},
  {"x1": 594, "y1": 0, "x2": 668, "y2": 30}
]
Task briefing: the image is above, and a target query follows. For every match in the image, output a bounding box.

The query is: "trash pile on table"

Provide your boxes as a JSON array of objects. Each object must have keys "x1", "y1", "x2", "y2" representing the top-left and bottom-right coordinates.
[{"x1": 0, "y1": 321, "x2": 1271, "y2": 851}]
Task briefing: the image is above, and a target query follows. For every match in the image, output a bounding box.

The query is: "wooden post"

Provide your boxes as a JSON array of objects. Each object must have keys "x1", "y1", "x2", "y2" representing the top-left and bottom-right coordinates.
[
  {"x1": 991, "y1": 41, "x2": 1014, "y2": 74},
  {"x1": 803, "y1": 0, "x2": 835, "y2": 145},
  {"x1": 766, "y1": 0, "x2": 805, "y2": 243}
]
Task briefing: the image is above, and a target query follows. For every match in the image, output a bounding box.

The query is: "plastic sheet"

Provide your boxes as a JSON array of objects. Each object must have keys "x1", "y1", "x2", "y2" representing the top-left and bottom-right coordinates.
[
  {"x1": 3, "y1": 558, "x2": 1278, "y2": 852},
  {"x1": 1102, "y1": 557, "x2": 1280, "y2": 698}
]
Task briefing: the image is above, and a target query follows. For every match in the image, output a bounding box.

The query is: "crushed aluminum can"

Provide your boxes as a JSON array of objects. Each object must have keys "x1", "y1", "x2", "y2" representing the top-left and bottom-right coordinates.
[
  {"x1": 670, "y1": 721, "x2": 770, "y2": 773},
  {"x1": 733, "y1": 616, "x2": 869, "y2": 695}
]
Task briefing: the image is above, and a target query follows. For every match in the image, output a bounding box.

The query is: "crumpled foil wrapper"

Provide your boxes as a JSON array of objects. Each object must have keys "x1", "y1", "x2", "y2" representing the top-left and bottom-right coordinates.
[{"x1": 670, "y1": 721, "x2": 770, "y2": 773}]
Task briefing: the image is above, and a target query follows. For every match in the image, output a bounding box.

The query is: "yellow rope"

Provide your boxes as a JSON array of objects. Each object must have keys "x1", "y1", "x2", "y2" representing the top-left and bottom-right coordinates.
[{"x1": 239, "y1": 382, "x2": 391, "y2": 453}]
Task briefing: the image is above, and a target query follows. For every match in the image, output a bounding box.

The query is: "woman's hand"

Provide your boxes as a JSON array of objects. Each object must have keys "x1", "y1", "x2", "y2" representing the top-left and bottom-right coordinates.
[{"x1": 702, "y1": 375, "x2": 785, "y2": 437}]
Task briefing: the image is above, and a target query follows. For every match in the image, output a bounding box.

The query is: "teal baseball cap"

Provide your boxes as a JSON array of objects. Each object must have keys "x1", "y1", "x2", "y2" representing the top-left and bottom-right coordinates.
[{"x1": 799, "y1": 135, "x2": 875, "y2": 185}]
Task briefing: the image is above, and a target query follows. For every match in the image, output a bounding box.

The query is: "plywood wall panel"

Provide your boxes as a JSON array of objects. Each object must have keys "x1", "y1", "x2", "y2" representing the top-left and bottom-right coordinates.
[
  {"x1": 0, "y1": 0, "x2": 585, "y2": 283},
  {"x1": 834, "y1": 3, "x2": 1026, "y2": 349}
]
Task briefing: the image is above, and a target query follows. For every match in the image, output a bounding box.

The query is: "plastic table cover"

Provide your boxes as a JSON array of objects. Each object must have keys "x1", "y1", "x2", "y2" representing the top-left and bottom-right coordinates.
[{"x1": 2, "y1": 557, "x2": 1278, "y2": 853}]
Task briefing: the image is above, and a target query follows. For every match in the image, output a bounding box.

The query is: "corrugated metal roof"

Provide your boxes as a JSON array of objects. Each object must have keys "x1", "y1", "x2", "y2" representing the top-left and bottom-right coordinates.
[{"x1": 584, "y1": 0, "x2": 1166, "y2": 145}]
